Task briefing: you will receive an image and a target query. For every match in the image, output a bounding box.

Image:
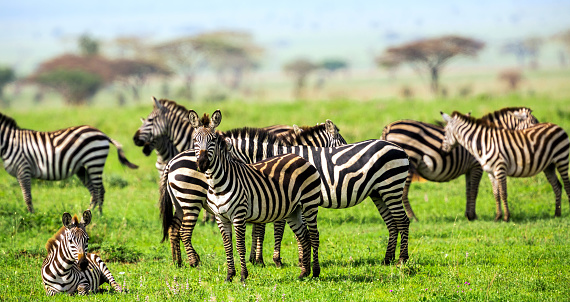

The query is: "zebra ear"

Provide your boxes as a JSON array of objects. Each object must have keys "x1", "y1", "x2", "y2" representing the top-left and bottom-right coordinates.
[
  {"x1": 293, "y1": 124, "x2": 302, "y2": 135},
  {"x1": 152, "y1": 96, "x2": 162, "y2": 109},
  {"x1": 210, "y1": 110, "x2": 222, "y2": 128},
  {"x1": 466, "y1": 112, "x2": 471, "y2": 117},
  {"x1": 81, "y1": 210, "x2": 92, "y2": 227},
  {"x1": 225, "y1": 137, "x2": 233, "y2": 151},
  {"x1": 441, "y1": 112, "x2": 451, "y2": 123},
  {"x1": 188, "y1": 110, "x2": 200, "y2": 128},
  {"x1": 140, "y1": 117, "x2": 145, "y2": 124},
  {"x1": 62, "y1": 213, "x2": 73, "y2": 228},
  {"x1": 325, "y1": 119, "x2": 338, "y2": 135}
]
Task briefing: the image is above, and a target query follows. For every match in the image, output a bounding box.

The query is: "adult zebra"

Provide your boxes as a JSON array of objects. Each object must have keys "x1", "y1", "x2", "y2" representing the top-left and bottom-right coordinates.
[
  {"x1": 162, "y1": 111, "x2": 410, "y2": 267},
  {"x1": 42, "y1": 210, "x2": 122, "y2": 295},
  {"x1": 382, "y1": 107, "x2": 538, "y2": 221},
  {"x1": 133, "y1": 97, "x2": 294, "y2": 176},
  {"x1": 189, "y1": 110, "x2": 322, "y2": 281},
  {"x1": 159, "y1": 119, "x2": 346, "y2": 267},
  {"x1": 0, "y1": 112, "x2": 138, "y2": 214},
  {"x1": 440, "y1": 111, "x2": 570, "y2": 221}
]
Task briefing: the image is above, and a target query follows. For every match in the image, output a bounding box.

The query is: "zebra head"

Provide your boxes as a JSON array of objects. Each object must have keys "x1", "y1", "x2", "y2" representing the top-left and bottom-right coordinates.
[
  {"x1": 133, "y1": 96, "x2": 170, "y2": 152},
  {"x1": 61, "y1": 210, "x2": 91, "y2": 271},
  {"x1": 440, "y1": 111, "x2": 460, "y2": 153},
  {"x1": 286, "y1": 119, "x2": 347, "y2": 147},
  {"x1": 508, "y1": 107, "x2": 539, "y2": 130},
  {"x1": 189, "y1": 109, "x2": 222, "y2": 172}
]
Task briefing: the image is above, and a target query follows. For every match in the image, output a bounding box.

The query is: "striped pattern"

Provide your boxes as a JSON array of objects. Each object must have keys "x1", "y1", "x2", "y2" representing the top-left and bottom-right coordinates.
[
  {"x1": 162, "y1": 114, "x2": 410, "y2": 269},
  {"x1": 0, "y1": 112, "x2": 138, "y2": 213},
  {"x1": 382, "y1": 107, "x2": 538, "y2": 221},
  {"x1": 189, "y1": 110, "x2": 322, "y2": 281},
  {"x1": 441, "y1": 111, "x2": 570, "y2": 221},
  {"x1": 41, "y1": 210, "x2": 121, "y2": 295},
  {"x1": 159, "y1": 120, "x2": 346, "y2": 268}
]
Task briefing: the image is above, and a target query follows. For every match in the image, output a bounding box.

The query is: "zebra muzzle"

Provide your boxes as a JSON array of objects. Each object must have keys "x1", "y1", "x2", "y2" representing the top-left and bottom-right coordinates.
[
  {"x1": 78, "y1": 253, "x2": 89, "y2": 271},
  {"x1": 197, "y1": 150, "x2": 209, "y2": 172}
]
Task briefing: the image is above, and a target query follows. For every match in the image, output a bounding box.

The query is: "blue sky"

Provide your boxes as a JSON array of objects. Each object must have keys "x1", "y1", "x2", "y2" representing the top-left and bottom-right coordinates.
[{"x1": 2, "y1": 0, "x2": 570, "y2": 73}]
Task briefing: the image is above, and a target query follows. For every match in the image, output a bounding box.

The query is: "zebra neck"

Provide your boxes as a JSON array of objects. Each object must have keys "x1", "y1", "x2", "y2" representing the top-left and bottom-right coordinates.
[
  {"x1": 166, "y1": 119, "x2": 194, "y2": 152},
  {"x1": 51, "y1": 238, "x2": 77, "y2": 272},
  {"x1": 0, "y1": 126, "x2": 17, "y2": 158},
  {"x1": 205, "y1": 150, "x2": 240, "y2": 196}
]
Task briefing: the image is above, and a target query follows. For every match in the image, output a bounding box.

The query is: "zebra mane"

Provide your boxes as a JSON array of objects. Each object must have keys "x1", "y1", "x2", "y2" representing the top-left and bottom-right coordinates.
[
  {"x1": 45, "y1": 226, "x2": 66, "y2": 252},
  {"x1": 452, "y1": 111, "x2": 497, "y2": 128},
  {"x1": 155, "y1": 99, "x2": 190, "y2": 119},
  {"x1": 222, "y1": 127, "x2": 283, "y2": 146},
  {"x1": 283, "y1": 123, "x2": 328, "y2": 144},
  {"x1": 0, "y1": 112, "x2": 19, "y2": 129},
  {"x1": 200, "y1": 113, "x2": 210, "y2": 127}
]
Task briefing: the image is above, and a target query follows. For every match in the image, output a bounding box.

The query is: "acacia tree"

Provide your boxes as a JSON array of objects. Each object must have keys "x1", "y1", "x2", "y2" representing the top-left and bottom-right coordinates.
[
  {"x1": 377, "y1": 35, "x2": 485, "y2": 93},
  {"x1": 502, "y1": 37, "x2": 543, "y2": 69},
  {"x1": 283, "y1": 58, "x2": 318, "y2": 99},
  {"x1": 193, "y1": 30, "x2": 264, "y2": 90}
]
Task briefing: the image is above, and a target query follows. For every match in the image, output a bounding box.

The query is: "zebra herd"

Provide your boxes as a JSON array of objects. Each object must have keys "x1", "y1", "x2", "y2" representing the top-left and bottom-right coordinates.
[{"x1": 0, "y1": 98, "x2": 569, "y2": 295}]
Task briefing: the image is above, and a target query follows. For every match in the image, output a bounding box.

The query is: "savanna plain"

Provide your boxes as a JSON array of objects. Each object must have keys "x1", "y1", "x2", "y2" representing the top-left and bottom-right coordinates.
[{"x1": 1, "y1": 71, "x2": 570, "y2": 301}]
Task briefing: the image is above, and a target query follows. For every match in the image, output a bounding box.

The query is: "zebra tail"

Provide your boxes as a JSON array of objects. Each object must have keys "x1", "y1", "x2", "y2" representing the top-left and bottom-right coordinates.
[
  {"x1": 159, "y1": 168, "x2": 173, "y2": 243},
  {"x1": 109, "y1": 138, "x2": 139, "y2": 169}
]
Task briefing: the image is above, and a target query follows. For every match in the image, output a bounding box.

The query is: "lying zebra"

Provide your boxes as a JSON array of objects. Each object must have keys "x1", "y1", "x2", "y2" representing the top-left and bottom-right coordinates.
[
  {"x1": 42, "y1": 210, "x2": 122, "y2": 295},
  {"x1": 189, "y1": 110, "x2": 322, "y2": 282}
]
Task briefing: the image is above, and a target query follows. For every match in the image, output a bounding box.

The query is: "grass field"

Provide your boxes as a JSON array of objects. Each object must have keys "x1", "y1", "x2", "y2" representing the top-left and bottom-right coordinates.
[{"x1": 0, "y1": 92, "x2": 569, "y2": 301}]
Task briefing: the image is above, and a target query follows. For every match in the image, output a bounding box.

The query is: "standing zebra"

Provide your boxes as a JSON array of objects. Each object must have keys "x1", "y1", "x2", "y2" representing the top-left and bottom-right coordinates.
[
  {"x1": 382, "y1": 107, "x2": 538, "y2": 221},
  {"x1": 0, "y1": 112, "x2": 138, "y2": 213},
  {"x1": 133, "y1": 97, "x2": 295, "y2": 176},
  {"x1": 42, "y1": 210, "x2": 122, "y2": 295},
  {"x1": 186, "y1": 110, "x2": 322, "y2": 281},
  {"x1": 440, "y1": 111, "x2": 570, "y2": 221},
  {"x1": 159, "y1": 120, "x2": 346, "y2": 268},
  {"x1": 162, "y1": 113, "x2": 410, "y2": 267}
]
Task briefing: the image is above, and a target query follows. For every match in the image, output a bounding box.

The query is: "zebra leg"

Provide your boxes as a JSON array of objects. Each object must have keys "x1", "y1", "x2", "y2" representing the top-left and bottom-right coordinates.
[
  {"x1": 371, "y1": 195, "x2": 399, "y2": 264},
  {"x1": 216, "y1": 217, "x2": 236, "y2": 282},
  {"x1": 169, "y1": 212, "x2": 183, "y2": 267},
  {"x1": 402, "y1": 170, "x2": 419, "y2": 221},
  {"x1": 272, "y1": 220, "x2": 287, "y2": 267},
  {"x1": 495, "y1": 167, "x2": 510, "y2": 222},
  {"x1": 544, "y1": 164, "x2": 563, "y2": 217},
  {"x1": 89, "y1": 254, "x2": 122, "y2": 292},
  {"x1": 465, "y1": 167, "x2": 483, "y2": 221},
  {"x1": 79, "y1": 165, "x2": 105, "y2": 214},
  {"x1": 285, "y1": 206, "x2": 311, "y2": 279},
  {"x1": 557, "y1": 163, "x2": 570, "y2": 207},
  {"x1": 488, "y1": 174, "x2": 503, "y2": 221},
  {"x1": 302, "y1": 205, "x2": 320, "y2": 277},
  {"x1": 180, "y1": 210, "x2": 201, "y2": 267},
  {"x1": 249, "y1": 223, "x2": 266, "y2": 266},
  {"x1": 16, "y1": 166, "x2": 34, "y2": 213},
  {"x1": 233, "y1": 220, "x2": 249, "y2": 283}
]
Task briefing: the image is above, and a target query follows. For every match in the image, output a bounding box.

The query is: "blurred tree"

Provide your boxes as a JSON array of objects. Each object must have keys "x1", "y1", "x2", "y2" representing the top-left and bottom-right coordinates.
[
  {"x1": 151, "y1": 37, "x2": 206, "y2": 100},
  {"x1": 113, "y1": 59, "x2": 171, "y2": 101},
  {"x1": 0, "y1": 66, "x2": 15, "y2": 106},
  {"x1": 377, "y1": 35, "x2": 485, "y2": 94},
  {"x1": 553, "y1": 29, "x2": 570, "y2": 67},
  {"x1": 314, "y1": 59, "x2": 349, "y2": 90},
  {"x1": 79, "y1": 34, "x2": 100, "y2": 56},
  {"x1": 498, "y1": 69, "x2": 523, "y2": 91},
  {"x1": 112, "y1": 36, "x2": 147, "y2": 58},
  {"x1": 34, "y1": 69, "x2": 103, "y2": 105},
  {"x1": 283, "y1": 58, "x2": 318, "y2": 99},
  {"x1": 193, "y1": 30, "x2": 264, "y2": 90},
  {"x1": 375, "y1": 53, "x2": 401, "y2": 78},
  {"x1": 502, "y1": 37, "x2": 543, "y2": 69}
]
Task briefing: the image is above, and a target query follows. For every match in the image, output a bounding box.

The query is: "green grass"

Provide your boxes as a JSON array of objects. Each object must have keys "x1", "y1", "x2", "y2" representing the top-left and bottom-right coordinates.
[{"x1": 1, "y1": 94, "x2": 569, "y2": 301}]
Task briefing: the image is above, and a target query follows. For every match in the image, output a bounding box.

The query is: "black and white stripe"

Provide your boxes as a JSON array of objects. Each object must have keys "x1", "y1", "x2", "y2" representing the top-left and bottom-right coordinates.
[
  {"x1": 41, "y1": 210, "x2": 121, "y2": 295},
  {"x1": 0, "y1": 112, "x2": 138, "y2": 213},
  {"x1": 382, "y1": 107, "x2": 538, "y2": 221},
  {"x1": 441, "y1": 111, "x2": 570, "y2": 221},
  {"x1": 187, "y1": 110, "x2": 321, "y2": 281},
  {"x1": 159, "y1": 120, "x2": 346, "y2": 268},
  {"x1": 162, "y1": 112, "x2": 410, "y2": 268}
]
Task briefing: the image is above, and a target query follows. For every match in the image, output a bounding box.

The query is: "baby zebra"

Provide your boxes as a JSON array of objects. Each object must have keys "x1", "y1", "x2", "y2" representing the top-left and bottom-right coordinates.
[
  {"x1": 441, "y1": 111, "x2": 570, "y2": 221},
  {"x1": 42, "y1": 210, "x2": 121, "y2": 295},
  {"x1": 0, "y1": 112, "x2": 138, "y2": 213},
  {"x1": 189, "y1": 110, "x2": 322, "y2": 282}
]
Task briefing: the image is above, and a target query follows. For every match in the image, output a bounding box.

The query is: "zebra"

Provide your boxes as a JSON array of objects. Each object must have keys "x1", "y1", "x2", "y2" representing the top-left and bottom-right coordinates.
[
  {"x1": 440, "y1": 111, "x2": 570, "y2": 221},
  {"x1": 186, "y1": 110, "x2": 322, "y2": 281},
  {"x1": 382, "y1": 107, "x2": 538, "y2": 221},
  {"x1": 0, "y1": 112, "x2": 138, "y2": 214},
  {"x1": 159, "y1": 119, "x2": 346, "y2": 268},
  {"x1": 133, "y1": 97, "x2": 295, "y2": 176},
  {"x1": 42, "y1": 210, "x2": 122, "y2": 295},
  {"x1": 162, "y1": 112, "x2": 410, "y2": 268}
]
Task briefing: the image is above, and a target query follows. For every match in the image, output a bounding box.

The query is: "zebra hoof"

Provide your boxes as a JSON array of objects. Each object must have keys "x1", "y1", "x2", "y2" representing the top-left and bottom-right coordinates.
[
  {"x1": 273, "y1": 256, "x2": 282, "y2": 268},
  {"x1": 240, "y1": 270, "x2": 248, "y2": 282},
  {"x1": 312, "y1": 266, "x2": 320, "y2": 278},
  {"x1": 382, "y1": 257, "x2": 395, "y2": 265}
]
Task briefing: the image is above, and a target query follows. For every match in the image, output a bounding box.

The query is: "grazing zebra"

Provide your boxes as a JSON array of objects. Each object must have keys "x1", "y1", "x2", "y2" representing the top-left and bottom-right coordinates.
[
  {"x1": 440, "y1": 111, "x2": 570, "y2": 221},
  {"x1": 159, "y1": 120, "x2": 346, "y2": 268},
  {"x1": 162, "y1": 112, "x2": 410, "y2": 268},
  {"x1": 0, "y1": 112, "x2": 138, "y2": 214},
  {"x1": 382, "y1": 107, "x2": 538, "y2": 221},
  {"x1": 186, "y1": 110, "x2": 322, "y2": 281},
  {"x1": 42, "y1": 210, "x2": 122, "y2": 295}
]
